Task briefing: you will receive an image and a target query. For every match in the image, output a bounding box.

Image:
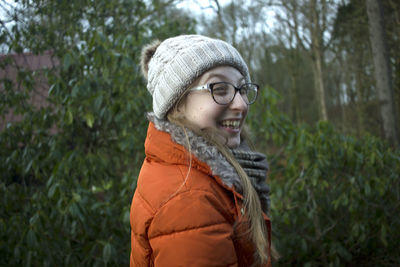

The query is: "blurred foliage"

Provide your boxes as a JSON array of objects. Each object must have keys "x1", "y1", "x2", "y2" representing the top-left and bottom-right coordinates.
[
  {"x1": 198, "y1": 0, "x2": 400, "y2": 146},
  {"x1": 1, "y1": 0, "x2": 399, "y2": 266},
  {"x1": 0, "y1": 0, "x2": 195, "y2": 266},
  {"x1": 249, "y1": 87, "x2": 400, "y2": 266}
]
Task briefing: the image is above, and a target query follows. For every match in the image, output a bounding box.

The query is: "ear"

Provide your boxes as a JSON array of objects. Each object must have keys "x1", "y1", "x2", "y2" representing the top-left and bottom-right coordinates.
[
  {"x1": 175, "y1": 90, "x2": 190, "y2": 114},
  {"x1": 175, "y1": 99, "x2": 185, "y2": 113}
]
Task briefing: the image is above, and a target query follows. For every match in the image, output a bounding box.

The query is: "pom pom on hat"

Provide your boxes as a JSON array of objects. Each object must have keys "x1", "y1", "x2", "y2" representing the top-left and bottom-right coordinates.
[
  {"x1": 143, "y1": 34, "x2": 250, "y2": 118},
  {"x1": 140, "y1": 39, "x2": 161, "y2": 80}
]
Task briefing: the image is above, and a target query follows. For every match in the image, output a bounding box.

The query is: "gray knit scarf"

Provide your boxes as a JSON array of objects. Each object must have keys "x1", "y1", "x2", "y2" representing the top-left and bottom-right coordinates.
[
  {"x1": 230, "y1": 147, "x2": 270, "y2": 212},
  {"x1": 148, "y1": 113, "x2": 270, "y2": 212}
]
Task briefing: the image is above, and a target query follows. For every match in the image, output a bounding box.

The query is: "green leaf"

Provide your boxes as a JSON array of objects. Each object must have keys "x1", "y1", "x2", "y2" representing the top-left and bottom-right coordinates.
[
  {"x1": 301, "y1": 238, "x2": 307, "y2": 252},
  {"x1": 48, "y1": 83, "x2": 56, "y2": 96},
  {"x1": 29, "y1": 213, "x2": 39, "y2": 225},
  {"x1": 337, "y1": 243, "x2": 352, "y2": 261},
  {"x1": 72, "y1": 192, "x2": 81, "y2": 202},
  {"x1": 63, "y1": 53, "x2": 72, "y2": 69},
  {"x1": 380, "y1": 224, "x2": 388, "y2": 246},
  {"x1": 65, "y1": 110, "x2": 73, "y2": 125},
  {"x1": 123, "y1": 210, "x2": 130, "y2": 225},
  {"x1": 85, "y1": 113, "x2": 95, "y2": 128},
  {"x1": 48, "y1": 183, "x2": 59, "y2": 198},
  {"x1": 364, "y1": 182, "x2": 371, "y2": 196},
  {"x1": 27, "y1": 228, "x2": 38, "y2": 247},
  {"x1": 14, "y1": 245, "x2": 21, "y2": 259},
  {"x1": 103, "y1": 242, "x2": 112, "y2": 264},
  {"x1": 24, "y1": 160, "x2": 33, "y2": 174}
]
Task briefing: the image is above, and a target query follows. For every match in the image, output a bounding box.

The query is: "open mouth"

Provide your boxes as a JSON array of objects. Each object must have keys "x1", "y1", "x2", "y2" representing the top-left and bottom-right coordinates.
[{"x1": 220, "y1": 120, "x2": 241, "y2": 130}]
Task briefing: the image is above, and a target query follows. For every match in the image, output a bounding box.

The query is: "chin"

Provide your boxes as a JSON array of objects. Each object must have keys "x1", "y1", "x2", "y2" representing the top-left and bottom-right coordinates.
[{"x1": 226, "y1": 138, "x2": 241, "y2": 149}]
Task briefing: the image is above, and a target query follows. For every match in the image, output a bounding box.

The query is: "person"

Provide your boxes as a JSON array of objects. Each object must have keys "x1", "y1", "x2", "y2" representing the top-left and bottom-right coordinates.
[{"x1": 130, "y1": 34, "x2": 274, "y2": 266}]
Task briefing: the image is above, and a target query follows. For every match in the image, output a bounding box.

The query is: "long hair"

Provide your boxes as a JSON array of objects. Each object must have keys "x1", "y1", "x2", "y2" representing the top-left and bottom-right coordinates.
[{"x1": 167, "y1": 97, "x2": 272, "y2": 265}]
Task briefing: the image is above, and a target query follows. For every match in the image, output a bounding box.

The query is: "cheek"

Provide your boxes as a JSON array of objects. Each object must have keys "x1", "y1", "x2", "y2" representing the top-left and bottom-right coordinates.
[
  {"x1": 186, "y1": 97, "x2": 213, "y2": 117},
  {"x1": 183, "y1": 95, "x2": 226, "y2": 128},
  {"x1": 192, "y1": 106, "x2": 221, "y2": 128}
]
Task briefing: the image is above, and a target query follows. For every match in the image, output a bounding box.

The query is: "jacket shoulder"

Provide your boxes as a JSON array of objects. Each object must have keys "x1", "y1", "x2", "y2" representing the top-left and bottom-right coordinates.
[{"x1": 135, "y1": 158, "x2": 233, "y2": 213}]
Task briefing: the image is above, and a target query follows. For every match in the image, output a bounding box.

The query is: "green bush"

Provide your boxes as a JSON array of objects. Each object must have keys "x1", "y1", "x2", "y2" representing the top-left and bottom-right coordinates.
[
  {"x1": 0, "y1": 0, "x2": 195, "y2": 266},
  {"x1": 249, "y1": 87, "x2": 400, "y2": 266},
  {"x1": 1, "y1": 1, "x2": 399, "y2": 266}
]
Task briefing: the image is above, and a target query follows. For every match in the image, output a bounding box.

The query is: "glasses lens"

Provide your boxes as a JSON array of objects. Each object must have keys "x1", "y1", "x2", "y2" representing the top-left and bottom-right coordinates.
[
  {"x1": 241, "y1": 84, "x2": 258, "y2": 104},
  {"x1": 211, "y1": 82, "x2": 235, "y2": 104}
]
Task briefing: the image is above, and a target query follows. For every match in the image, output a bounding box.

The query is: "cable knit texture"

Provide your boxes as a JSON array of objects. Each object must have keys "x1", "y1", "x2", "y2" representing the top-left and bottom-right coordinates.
[
  {"x1": 230, "y1": 148, "x2": 270, "y2": 212},
  {"x1": 143, "y1": 35, "x2": 251, "y2": 118}
]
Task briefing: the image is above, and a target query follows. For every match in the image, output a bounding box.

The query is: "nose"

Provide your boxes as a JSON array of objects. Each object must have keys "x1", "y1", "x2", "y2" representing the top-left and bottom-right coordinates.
[{"x1": 229, "y1": 92, "x2": 248, "y2": 111}]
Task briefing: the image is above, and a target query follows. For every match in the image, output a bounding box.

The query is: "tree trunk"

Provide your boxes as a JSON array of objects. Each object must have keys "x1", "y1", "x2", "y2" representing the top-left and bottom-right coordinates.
[
  {"x1": 311, "y1": 48, "x2": 328, "y2": 121},
  {"x1": 310, "y1": 0, "x2": 328, "y2": 121},
  {"x1": 355, "y1": 68, "x2": 365, "y2": 136},
  {"x1": 366, "y1": 0, "x2": 399, "y2": 146}
]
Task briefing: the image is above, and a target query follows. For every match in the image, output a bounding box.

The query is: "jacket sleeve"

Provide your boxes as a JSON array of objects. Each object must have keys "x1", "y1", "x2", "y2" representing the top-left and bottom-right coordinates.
[{"x1": 148, "y1": 190, "x2": 238, "y2": 267}]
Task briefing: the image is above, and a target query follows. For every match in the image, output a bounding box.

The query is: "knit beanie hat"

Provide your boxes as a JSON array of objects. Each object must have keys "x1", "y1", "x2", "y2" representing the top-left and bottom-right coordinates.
[{"x1": 140, "y1": 34, "x2": 251, "y2": 119}]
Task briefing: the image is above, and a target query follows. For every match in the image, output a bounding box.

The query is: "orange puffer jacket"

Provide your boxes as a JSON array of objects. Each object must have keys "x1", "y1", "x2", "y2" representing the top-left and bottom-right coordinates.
[{"x1": 130, "y1": 119, "x2": 271, "y2": 267}]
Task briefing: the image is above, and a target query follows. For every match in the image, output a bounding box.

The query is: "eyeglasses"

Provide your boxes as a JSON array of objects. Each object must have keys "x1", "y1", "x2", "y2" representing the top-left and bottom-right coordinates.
[{"x1": 191, "y1": 82, "x2": 259, "y2": 105}]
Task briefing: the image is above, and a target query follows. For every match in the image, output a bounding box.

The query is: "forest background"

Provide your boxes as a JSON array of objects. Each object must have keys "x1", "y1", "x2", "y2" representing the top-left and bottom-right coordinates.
[{"x1": 0, "y1": 0, "x2": 399, "y2": 266}]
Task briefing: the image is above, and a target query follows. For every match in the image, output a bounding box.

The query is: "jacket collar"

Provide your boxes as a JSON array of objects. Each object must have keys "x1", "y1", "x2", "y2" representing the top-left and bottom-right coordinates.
[{"x1": 146, "y1": 113, "x2": 243, "y2": 191}]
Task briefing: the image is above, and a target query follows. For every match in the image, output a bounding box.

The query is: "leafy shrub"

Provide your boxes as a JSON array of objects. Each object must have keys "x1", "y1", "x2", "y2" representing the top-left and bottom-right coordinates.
[
  {"x1": 0, "y1": 0, "x2": 195, "y2": 266},
  {"x1": 249, "y1": 87, "x2": 400, "y2": 266},
  {"x1": 1, "y1": 1, "x2": 399, "y2": 266}
]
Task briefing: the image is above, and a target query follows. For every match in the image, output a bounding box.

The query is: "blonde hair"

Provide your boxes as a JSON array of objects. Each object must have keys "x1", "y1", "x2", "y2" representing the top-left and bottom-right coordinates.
[{"x1": 167, "y1": 98, "x2": 275, "y2": 265}]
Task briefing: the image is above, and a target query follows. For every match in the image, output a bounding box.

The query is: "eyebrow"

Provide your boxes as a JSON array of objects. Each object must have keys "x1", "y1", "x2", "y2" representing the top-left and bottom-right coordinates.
[{"x1": 206, "y1": 73, "x2": 245, "y2": 84}]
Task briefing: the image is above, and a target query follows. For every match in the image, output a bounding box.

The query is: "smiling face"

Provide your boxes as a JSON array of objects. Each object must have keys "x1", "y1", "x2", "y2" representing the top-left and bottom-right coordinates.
[{"x1": 177, "y1": 66, "x2": 248, "y2": 148}]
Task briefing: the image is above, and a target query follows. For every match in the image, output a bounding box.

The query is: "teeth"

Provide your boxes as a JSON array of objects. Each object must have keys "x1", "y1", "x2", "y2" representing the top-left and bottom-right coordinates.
[{"x1": 221, "y1": 120, "x2": 240, "y2": 128}]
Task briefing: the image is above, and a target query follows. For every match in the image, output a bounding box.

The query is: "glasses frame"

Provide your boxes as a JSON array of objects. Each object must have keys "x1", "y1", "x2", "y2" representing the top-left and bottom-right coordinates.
[{"x1": 191, "y1": 82, "x2": 260, "y2": 105}]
